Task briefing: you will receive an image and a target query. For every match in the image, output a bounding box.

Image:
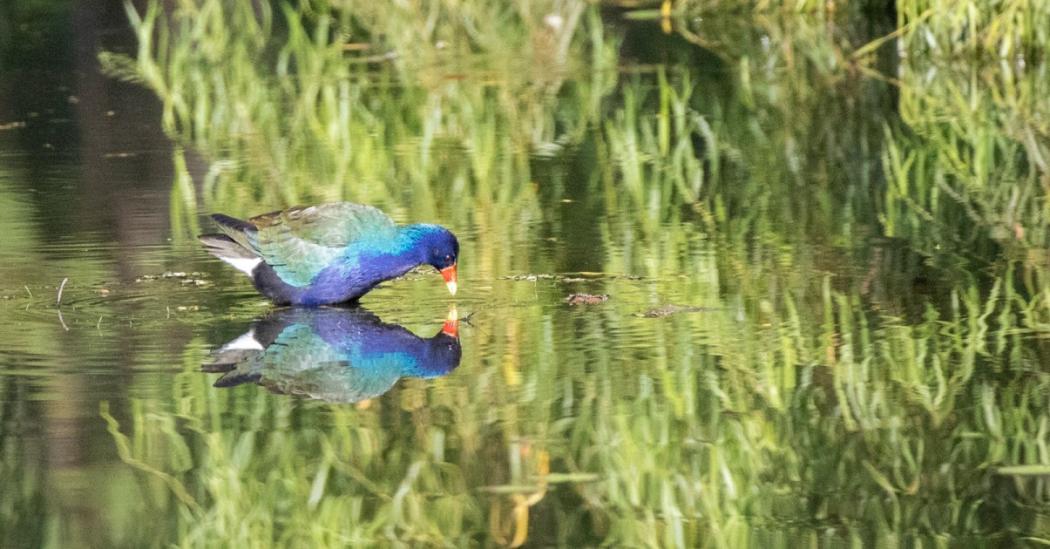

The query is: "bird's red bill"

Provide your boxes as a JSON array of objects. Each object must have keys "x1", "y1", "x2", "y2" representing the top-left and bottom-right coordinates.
[
  {"x1": 442, "y1": 319, "x2": 458, "y2": 337},
  {"x1": 440, "y1": 264, "x2": 458, "y2": 296},
  {"x1": 442, "y1": 306, "x2": 459, "y2": 337}
]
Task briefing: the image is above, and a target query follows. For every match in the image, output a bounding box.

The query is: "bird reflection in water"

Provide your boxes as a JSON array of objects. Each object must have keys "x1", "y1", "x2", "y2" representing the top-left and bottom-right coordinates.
[{"x1": 203, "y1": 307, "x2": 461, "y2": 403}]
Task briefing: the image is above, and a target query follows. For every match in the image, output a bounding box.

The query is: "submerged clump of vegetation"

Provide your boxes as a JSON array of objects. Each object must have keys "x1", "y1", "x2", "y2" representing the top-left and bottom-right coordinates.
[{"x1": 0, "y1": 0, "x2": 1036, "y2": 546}]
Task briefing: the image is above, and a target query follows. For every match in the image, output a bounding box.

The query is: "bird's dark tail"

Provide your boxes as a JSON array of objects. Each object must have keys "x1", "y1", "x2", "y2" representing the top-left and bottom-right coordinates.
[
  {"x1": 198, "y1": 233, "x2": 262, "y2": 276},
  {"x1": 201, "y1": 214, "x2": 261, "y2": 274},
  {"x1": 212, "y1": 370, "x2": 263, "y2": 388},
  {"x1": 203, "y1": 328, "x2": 267, "y2": 387},
  {"x1": 198, "y1": 234, "x2": 256, "y2": 260},
  {"x1": 210, "y1": 213, "x2": 256, "y2": 233}
]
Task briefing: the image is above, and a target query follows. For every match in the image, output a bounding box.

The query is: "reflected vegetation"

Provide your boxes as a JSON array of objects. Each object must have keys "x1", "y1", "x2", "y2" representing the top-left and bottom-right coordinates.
[
  {"x1": 203, "y1": 307, "x2": 461, "y2": 402},
  {"x1": 1, "y1": 0, "x2": 1049, "y2": 546}
]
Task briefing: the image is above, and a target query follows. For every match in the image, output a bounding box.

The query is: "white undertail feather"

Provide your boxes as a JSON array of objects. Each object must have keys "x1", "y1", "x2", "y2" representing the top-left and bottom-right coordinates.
[
  {"x1": 219, "y1": 256, "x2": 262, "y2": 276},
  {"x1": 219, "y1": 329, "x2": 264, "y2": 351}
]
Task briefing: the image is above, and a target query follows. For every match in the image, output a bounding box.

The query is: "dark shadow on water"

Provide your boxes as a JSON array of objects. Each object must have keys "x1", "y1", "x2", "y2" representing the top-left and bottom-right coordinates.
[{"x1": 203, "y1": 307, "x2": 461, "y2": 403}]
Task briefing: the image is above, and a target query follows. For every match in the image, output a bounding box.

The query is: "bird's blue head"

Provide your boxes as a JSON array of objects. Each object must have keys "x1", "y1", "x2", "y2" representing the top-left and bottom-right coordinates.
[
  {"x1": 404, "y1": 224, "x2": 460, "y2": 295},
  {"x1": 411, "y1": 330, "x2": 462, "y2": 378}
]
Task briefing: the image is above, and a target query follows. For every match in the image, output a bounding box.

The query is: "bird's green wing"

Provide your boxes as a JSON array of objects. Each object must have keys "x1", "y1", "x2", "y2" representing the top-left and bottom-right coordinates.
[{"x1": 220, "y1": 203, "x2": 398, "y2": 287}]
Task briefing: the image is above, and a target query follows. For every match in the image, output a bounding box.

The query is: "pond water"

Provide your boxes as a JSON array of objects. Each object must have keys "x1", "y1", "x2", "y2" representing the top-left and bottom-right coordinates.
[{"x1": 2, "y1": 2, "x2": 1050, "y2": 547}]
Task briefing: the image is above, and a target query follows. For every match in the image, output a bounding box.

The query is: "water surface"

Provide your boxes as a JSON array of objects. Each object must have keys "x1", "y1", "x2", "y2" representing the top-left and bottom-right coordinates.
[{"x1": 2, "y1": 2, "x2": 1050, "y2": 547}]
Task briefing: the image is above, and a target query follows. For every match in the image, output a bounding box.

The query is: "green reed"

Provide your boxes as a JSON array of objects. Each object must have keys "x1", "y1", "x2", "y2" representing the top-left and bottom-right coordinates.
[
  {"x1": 102, "y1": 0, "x2": 616, "y2": 221},
  {"x1": 896, "y1": 0, "x2": 1050, "y2": 60},
  {"x1": 885, "y1": 60, "x2": 1050, "y2": 257}
]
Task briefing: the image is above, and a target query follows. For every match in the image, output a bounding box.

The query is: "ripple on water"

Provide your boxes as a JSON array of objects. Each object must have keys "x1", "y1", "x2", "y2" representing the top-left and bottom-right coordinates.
[{"x1": 0, "y1": 258, "x2": 266, "y2": 383}]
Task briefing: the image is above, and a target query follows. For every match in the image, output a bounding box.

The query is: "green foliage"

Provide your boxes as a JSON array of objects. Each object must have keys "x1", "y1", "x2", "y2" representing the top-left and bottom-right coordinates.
[
  {"x1": 896, "y1": 0, "x2": 1050, "y2": 59},
  {"x1": 884, "y1": 60, "x2": 1050, "y2": 256}
]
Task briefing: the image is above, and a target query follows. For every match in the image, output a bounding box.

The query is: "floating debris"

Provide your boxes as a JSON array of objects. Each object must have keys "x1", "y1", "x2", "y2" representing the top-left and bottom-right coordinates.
[
  {"x1": 565, "y1": 293, "x2": 609, "y2": 305},
  {"x1": 503, "y1": 273, "x2": 557, "y2": 281},
  {"x1": 135, "y1": 271, "x2": 209, "y2": 284},
  {"x1": 56, "y1": 277, "x2": 69, "y2": 306},
  {"x1": 0, "y1": 121, "x2": 26, "y2": 131},
  {"x1": 636, "y1": 304, "x2": 711, "y2": 318},
  {"x1": 502, "y1": 273, "x2": 642, "y2": 282}
]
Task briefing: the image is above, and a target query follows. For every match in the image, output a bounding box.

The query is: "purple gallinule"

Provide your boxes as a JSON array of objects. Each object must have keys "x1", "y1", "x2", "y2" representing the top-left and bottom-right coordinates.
[
  {"x1": 199, "y1": 202, "x2": 459, "y2": 306},
  {"x1": 202, "y1": 307, "x2": 461, "y2": 402}
]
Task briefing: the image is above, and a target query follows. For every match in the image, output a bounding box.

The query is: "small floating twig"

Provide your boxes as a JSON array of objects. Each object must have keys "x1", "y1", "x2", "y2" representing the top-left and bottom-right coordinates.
[
  {"x1": 24, "y1": 285, "x2": 32, "y2": 298},
  {"x1": 57, "y1": 310, "x2": 69, "y2": 331},
  {"x1": 56, "y1": 277, "x2": 69, "y2": 306}
]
